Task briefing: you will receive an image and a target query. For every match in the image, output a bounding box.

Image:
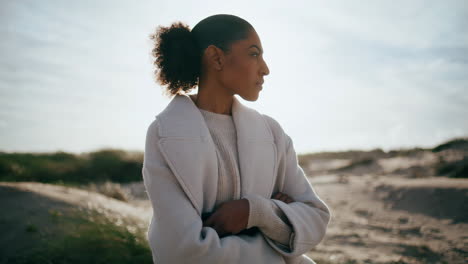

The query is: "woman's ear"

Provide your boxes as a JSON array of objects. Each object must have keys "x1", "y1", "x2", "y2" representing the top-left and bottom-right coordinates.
[{"x1": 205, "y1": 45, "x2": 225, "y2": 71}]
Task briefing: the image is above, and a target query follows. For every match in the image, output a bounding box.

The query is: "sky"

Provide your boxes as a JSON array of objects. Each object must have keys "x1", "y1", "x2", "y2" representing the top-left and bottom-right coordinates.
[{"x1": 1, "y1": 0, "x2": 467, "y2": 154}]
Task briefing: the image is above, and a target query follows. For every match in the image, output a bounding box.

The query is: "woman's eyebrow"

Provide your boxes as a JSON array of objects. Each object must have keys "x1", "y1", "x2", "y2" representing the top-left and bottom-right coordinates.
[{"x1": 248, "y1": 44, "x2": 263, "y2": 54}]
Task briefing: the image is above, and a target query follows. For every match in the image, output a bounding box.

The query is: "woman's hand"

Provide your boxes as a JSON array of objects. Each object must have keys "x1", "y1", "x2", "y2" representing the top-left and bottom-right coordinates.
[
  {"x1": 202, "y1": 199, "x2": 249, "y2": 238},
  {"x1": 272, "y1": 191, "x2": 295, "y2": 204},
  {"x1": 202, "y1": 192, "x2": 294, "y2": 237}
]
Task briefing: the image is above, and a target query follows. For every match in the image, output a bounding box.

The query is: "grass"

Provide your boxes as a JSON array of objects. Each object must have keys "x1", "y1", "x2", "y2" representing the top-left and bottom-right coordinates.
[
  {"x1": 3, "y1": 208, "x2": 152, "y2": 264},
  {"x1": 0, "y1": 149, "x2": 143, "y2": 184}
]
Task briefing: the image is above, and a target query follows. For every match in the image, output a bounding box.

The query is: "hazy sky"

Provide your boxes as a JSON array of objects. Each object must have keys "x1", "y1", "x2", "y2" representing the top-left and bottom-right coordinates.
[{"x1": 1, "y1": 0, "x2": 467, "y2": 154}]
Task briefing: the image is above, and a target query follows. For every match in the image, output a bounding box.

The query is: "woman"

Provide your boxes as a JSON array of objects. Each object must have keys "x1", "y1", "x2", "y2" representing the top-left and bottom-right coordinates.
[{"x1": 143, "y1": 14, "x2": 331, "y2": 264}]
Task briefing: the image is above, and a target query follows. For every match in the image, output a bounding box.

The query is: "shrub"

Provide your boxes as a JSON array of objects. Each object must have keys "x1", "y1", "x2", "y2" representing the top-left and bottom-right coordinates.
[{"x1": 0, "y1": 149, "x2": 143, "y2": 184}]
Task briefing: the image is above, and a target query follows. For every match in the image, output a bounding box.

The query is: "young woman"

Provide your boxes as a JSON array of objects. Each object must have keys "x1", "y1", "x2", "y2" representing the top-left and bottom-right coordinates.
[{"x1": 143, "y1": 14, "x2": 331, "y2": 264}]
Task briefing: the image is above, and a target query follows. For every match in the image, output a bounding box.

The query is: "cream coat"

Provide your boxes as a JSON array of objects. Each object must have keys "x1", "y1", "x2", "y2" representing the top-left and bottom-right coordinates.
[{"x1": 142, "y1": 93, "x2": 331, "y2": 264}]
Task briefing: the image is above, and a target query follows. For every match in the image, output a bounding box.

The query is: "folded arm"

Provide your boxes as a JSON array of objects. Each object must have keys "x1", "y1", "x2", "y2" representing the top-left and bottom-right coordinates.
[
  {"x1": 243, "y1": 193, "x2": 294, "y2": 247},
  {"x1": 142, "y1": 120, "x2": 284, "y2": 264},
  {"x1": 245, "y1": 133, "x2": 331, "y2": 257}
]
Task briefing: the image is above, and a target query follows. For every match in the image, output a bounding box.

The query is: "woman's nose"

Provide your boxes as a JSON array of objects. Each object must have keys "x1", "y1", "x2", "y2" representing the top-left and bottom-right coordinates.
[{"x1": 262, "y1": 59, "x2": 270, "y2": 76}]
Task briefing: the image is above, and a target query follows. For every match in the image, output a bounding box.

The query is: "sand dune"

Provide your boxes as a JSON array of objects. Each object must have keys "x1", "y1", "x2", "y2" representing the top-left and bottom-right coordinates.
[{"x1": 310, "y1": 175, "x2": 467, "y2": 263}]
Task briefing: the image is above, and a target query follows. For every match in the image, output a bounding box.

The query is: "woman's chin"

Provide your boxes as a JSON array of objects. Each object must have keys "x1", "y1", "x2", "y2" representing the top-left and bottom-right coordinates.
[{"x1": 240, "y1": 92, "x2": 260, "y2": 102}]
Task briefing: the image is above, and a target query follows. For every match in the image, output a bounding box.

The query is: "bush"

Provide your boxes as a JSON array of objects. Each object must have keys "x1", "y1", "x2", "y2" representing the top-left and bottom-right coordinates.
[
  {"x1": 0, "y1": 149, "x2": 144, "y2": 184},
  {"x1": 435, "y1": 157, "x2": 468, "y2": 178},
  {"x1": 432, "y1": 138, "x2": 468, "y2": 152}
]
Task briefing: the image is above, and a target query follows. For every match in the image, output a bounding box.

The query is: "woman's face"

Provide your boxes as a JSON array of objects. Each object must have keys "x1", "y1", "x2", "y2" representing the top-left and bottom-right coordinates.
[{"x1": 220, "y1": 29, "x2": 270, "y2": 101}]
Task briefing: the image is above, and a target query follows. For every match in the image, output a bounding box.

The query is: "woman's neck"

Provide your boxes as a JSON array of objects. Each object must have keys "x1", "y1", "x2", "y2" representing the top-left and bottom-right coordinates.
[{"x1": 195, "y1": 83, "x2": 234, "y2": 116}]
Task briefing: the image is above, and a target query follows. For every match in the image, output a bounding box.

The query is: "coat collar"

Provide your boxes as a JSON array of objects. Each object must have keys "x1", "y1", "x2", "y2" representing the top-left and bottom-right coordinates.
[
  {"x1": 157, "y1": 93, "x2": 274, "y2": 142},
  {"x1": 156, "y1": 93, "x2": 277, "y2": 214}
]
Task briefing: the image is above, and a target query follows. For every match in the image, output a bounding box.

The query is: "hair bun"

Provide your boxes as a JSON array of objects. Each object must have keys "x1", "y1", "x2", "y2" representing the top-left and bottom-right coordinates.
[{"x1": 150, "y1": 22, "x2": 201, "y2": 96}]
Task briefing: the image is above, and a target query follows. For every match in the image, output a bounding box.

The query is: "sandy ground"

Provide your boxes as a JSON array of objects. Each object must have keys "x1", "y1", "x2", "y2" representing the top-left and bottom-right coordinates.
[
  {"x1": 0, "y1": 181, "x2": 154, "y2": 262},
  {"x1": 308, "y1": 174, "x2": 467, "y2": 263},
  {"x1": 1, "y1": 173, "x2": 467, "y2": 263},
  {"x1": 0, "y1": 181, "x2": 152, "y2": 226}
]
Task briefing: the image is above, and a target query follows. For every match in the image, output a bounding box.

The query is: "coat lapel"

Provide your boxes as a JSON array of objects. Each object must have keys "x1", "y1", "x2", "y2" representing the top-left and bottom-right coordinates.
[
  {"x1": 231, "y1": 96, "x2": 277, "y2": 200},
  {"x1": 156, "y1": 94, "x2": 277, "y2": 215}
]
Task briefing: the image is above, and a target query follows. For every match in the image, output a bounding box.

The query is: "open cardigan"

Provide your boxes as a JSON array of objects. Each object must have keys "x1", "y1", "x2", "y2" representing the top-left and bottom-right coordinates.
[{"x1": 142, "y1": 93, "x2": 331, "y2": 264}]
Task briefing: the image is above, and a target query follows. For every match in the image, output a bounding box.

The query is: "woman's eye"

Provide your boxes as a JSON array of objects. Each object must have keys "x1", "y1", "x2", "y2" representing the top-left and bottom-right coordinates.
[{"x1": 251, "y1": 53, "x2": 259, "y2": 57}]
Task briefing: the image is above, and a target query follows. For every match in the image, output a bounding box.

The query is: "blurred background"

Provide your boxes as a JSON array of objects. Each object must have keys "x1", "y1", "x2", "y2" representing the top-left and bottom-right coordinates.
[{"x1": 1, "y1": 1, "x2": 467, "y2": 263}]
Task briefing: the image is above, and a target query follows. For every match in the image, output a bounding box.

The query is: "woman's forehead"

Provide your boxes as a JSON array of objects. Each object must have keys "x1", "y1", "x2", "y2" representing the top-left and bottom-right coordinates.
[{"x1": 232, "y1": 30, "x2": 263, "y2": 51}]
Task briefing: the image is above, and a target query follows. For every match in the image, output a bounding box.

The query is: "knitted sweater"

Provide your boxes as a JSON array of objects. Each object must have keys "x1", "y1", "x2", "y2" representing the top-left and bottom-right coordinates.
[{"x1": 199, "y1": 108, "x2": 293, "y2": 248}]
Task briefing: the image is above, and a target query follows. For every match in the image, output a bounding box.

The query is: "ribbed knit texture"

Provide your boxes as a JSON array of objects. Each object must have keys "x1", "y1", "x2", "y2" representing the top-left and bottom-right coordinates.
[
  {"x1": 199, "y1": 109, "x2": 240, "y2": 208},
  {"x1": 199, "y1": 108, "x2": 293, "y2": 248}
]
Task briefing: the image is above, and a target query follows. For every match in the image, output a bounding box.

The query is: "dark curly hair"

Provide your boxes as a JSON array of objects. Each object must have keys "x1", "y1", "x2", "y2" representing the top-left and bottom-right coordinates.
[{"x1": 150, "y1": 14, "x2": 254, "y2": 96}]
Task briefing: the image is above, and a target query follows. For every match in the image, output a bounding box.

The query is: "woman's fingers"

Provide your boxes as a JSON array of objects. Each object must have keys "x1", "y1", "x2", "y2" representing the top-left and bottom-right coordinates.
[
  {"x1": 204, "y1": 215, "x2": 228, "y2": 237},
  {"x1": 273, "y1": 192, "x2": 286, "y2": 199},
  {"x1": 273, "y1": 192, "x2": 283, "y2": 200},
  {"x1": 213, "y1": 223, "x2": 231, "y2": 237},
  {"x1": 278, "y1": 193, "x2": 288, "y2": 202},
  {"x1": 203, "y1": 213, "x2": 216, "y2": 227},
  {"x1": 278, "y1": 194, "x2": 286, "y2": 201},
  {"x1": 272, "y1": 192, "x2": 295, "y2": 204}
]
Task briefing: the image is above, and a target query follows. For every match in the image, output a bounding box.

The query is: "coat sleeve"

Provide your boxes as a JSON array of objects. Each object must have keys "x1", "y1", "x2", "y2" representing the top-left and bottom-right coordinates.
[
  {"x1": 142, "y1": 120, "x2": 284, "y2": 264},
  {"x1": 242, "y1": 193, "x2": 293, "y2": 246},
  {"x1": 262, "y1": 133, "x2": 332, "y2": 257}
]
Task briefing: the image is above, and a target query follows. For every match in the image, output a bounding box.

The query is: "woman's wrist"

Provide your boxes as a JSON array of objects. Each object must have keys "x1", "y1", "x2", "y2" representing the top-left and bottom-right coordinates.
[{"x1": 242, "y1": 194, "x2": 272, "y2": 229}]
